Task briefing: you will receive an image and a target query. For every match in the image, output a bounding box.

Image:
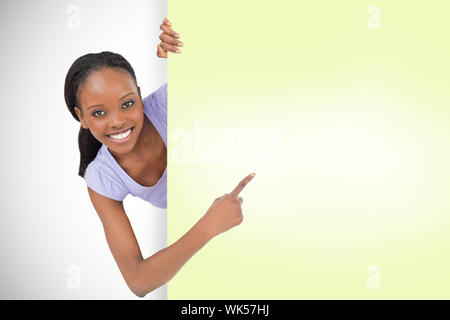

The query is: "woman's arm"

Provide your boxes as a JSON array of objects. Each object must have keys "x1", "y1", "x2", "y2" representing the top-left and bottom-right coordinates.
[
  {"x1": 87, "y1": 186, "x2": 213, "y2": 298},
  {"x1": 87, "y1": 173, "x2": 255, "y2": 298},
  {"x1": 87, "y1": 187, "x2": 145, "y2": 296},
  {"x1": 127, "y1": 174, "x2": 256, "y2": 297}
]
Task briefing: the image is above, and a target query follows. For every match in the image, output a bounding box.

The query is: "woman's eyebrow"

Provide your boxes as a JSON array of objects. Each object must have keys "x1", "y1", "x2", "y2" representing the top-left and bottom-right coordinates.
[{"x1": 87, "y1": 92, "x2": 135, "y2": 110}]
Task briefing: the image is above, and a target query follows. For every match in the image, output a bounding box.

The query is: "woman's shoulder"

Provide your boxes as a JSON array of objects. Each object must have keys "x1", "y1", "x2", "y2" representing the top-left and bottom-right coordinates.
[
  {"x1": 85, "y1": 149, "x2": 121, "y2": 183},
  {"x1": 144, "y1": 82, "x2": 167, "y2": 102},
  {"x1": 84, "y1": 152, "x2": 129, "y2": 201},
  {"x1": 142, "y1": 83, "x2": 167, "y2": 122}
]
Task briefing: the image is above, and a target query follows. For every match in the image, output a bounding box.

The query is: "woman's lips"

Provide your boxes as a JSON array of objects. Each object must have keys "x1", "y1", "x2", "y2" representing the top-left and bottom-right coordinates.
[
  {"x1": 108, "y1": 126, "x2": 133, "y2": 135},
  {"x1": 107, "y1": 127, "x2": 134, "y2": 143}
]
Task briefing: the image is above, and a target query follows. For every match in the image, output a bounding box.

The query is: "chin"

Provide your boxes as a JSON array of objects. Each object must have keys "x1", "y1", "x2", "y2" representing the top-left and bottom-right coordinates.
[{"x1": 107, "y1": 139, "x2": 137, "y2": 155}]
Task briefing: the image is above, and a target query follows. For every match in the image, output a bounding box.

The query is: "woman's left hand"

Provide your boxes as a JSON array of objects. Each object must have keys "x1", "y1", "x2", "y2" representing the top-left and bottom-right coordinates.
[{"x1": 157, "y1": 18, "x2": 183, "y2": 58}]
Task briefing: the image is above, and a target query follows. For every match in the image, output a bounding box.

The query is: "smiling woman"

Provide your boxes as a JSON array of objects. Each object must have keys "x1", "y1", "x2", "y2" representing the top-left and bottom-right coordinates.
[
  {"x1": 67, "y1": 59, "x2": 168, "y2": 205},
  {"x1": 64, "y1": 50, "x2": 167, "y2": 201},
  {"x1": 63, "y1": 18, "x2": 255, "y2": 298}
]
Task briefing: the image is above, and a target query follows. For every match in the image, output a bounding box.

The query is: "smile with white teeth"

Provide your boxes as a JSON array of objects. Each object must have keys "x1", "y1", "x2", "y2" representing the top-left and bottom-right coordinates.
[{"x1": 108, "y1": 128, "x2": 132, "y2": 140}]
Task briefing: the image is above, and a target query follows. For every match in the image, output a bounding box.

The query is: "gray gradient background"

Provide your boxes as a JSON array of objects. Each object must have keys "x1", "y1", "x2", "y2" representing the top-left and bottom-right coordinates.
[{"x1": 0, "y1": 0, "x2": 167, "y2": 299}]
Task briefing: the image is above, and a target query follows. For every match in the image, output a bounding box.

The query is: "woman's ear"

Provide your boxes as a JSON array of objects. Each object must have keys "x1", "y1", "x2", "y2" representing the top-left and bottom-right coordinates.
[
  {"x1": 74, "y1": 107, "x2": 89, "y2": 129},
  {"x1": 137, "y1": 86, "x2": 142, "y2": 100}
]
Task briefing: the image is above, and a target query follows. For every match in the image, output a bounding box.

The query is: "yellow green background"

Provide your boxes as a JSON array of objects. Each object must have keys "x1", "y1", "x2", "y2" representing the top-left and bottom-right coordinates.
[{"x1": 167, "y1": 0, "x2": 450, "y2": 299}]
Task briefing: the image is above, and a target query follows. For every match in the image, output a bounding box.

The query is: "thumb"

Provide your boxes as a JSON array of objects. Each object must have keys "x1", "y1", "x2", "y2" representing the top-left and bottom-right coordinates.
[{"x1": 157, "y1": 44, "x2": 167, "y2": 58}]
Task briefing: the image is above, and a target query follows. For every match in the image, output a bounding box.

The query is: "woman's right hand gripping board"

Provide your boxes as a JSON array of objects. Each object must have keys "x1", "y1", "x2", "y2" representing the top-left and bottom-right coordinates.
[
  {"x1": 197, "y1": 173, "x2": 256, "y2": 239},
  {"x1": 157, "y1": 18, "x2": 183, "y2": 58}
]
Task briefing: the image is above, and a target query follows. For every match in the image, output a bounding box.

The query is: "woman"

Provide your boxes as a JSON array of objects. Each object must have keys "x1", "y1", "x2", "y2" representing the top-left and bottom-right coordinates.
[{"x1": 64, "y1": 18, "x2": 255, "y2": 298}]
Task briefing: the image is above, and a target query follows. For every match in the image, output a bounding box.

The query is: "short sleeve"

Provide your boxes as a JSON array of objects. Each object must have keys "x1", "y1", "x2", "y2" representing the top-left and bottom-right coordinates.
[
  {"x1": 143, "y1": 83, "x2": 167, "y2": 125},
  {"x1": 84, "y1": 162, "x2": 129, "y2": 201}
]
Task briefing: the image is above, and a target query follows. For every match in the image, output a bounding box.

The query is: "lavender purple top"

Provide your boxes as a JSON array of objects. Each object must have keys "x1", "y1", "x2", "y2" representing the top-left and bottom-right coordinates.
[{"x1": 84, "y1": 83, "x2": 167, "y2": 209}]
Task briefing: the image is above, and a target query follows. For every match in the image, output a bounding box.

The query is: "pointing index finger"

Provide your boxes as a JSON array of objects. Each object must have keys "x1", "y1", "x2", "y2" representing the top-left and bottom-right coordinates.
[{"x1": 230, "y1": 173, "x2": 256, "y2": 197}]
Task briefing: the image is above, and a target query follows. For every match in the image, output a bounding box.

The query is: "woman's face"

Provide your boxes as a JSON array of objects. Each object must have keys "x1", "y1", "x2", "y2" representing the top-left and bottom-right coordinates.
[{"x1": 74, "y1": 67, "x2": 144, "y2": 156}]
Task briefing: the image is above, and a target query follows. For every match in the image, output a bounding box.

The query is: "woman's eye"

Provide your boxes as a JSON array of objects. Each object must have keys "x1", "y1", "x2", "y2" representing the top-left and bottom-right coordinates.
[
  {"x1": 90, "y1": 101, "x2": 133, "y2": 117},
  {"x1": 123, "y1": 100, "x2": 134, "y2": 109},
  {"x1": 92, "y1": 110, "x2": 106, "y2": 117}
]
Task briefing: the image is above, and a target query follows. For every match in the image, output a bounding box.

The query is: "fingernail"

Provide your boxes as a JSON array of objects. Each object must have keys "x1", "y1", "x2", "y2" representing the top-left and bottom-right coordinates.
[
  {"x1": 175, "y1": 48, "x2": 181, "y2": 53},
  {"x1": 250, "y1": 173, "x2": 256, "y2": 177},
  {"x1": 175, "y1": 33, "x2": 180, "y2": 38},
  {"x1": 178, "y1": 42, "x2": 184, "y2": 46},
  {"x1": 167, "y1": 20, "x2": 172, "y2": 26}
]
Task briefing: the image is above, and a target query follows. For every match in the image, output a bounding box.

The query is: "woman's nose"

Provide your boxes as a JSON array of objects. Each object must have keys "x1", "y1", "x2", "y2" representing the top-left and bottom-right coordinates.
[{"x1": 110, "y1": 111, "x2": 126, "y2": 128}]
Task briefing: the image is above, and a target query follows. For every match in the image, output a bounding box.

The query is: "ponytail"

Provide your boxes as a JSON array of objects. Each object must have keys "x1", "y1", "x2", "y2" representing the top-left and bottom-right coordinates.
[
  {"x1": 77, "y1": 127, "x2": 102, "y2": 177},
  {"x1": 64, "y1": 51, "x2": 138, "y2": 177}
]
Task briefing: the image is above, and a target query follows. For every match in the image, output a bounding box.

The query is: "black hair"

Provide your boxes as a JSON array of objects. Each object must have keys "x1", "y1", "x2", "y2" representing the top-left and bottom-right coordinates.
[{"x1": 64, "y1": 51, "x2": 138, "y2": 177}]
